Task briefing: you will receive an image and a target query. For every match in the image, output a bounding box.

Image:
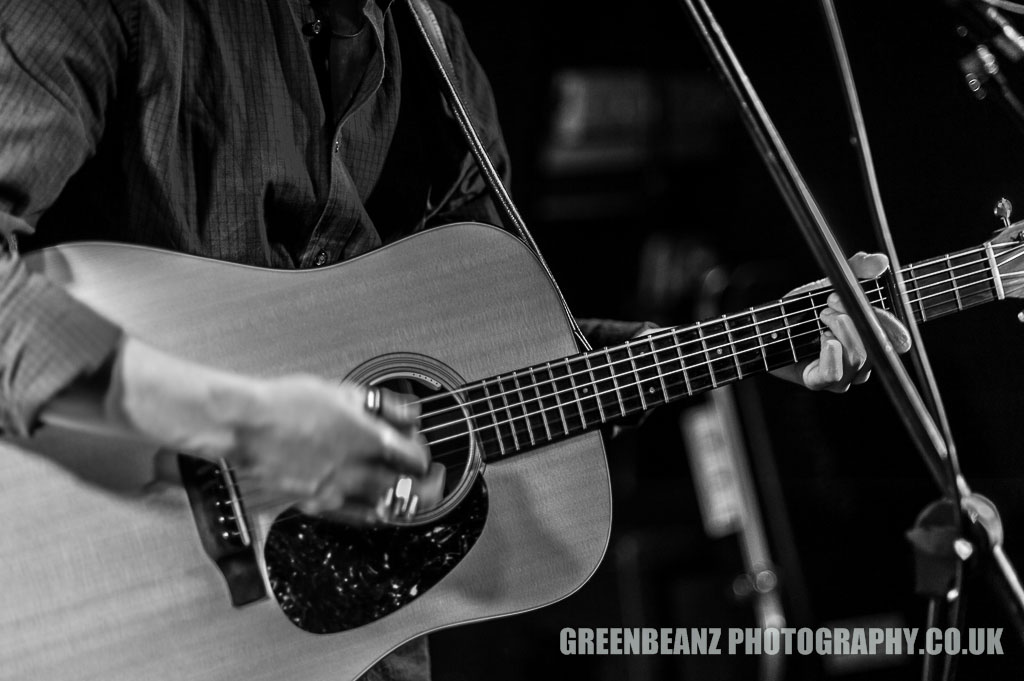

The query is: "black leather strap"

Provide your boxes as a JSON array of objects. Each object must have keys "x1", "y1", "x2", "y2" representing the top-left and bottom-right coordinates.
[{"x1": 405, "y1": 0, "x2": 591, "y2": 351}]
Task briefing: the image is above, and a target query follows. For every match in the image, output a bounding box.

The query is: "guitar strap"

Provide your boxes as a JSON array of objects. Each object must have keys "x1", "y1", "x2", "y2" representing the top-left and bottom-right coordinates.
[{"x1": 404, "y1": 0, "x2": 592, "y2": 352}]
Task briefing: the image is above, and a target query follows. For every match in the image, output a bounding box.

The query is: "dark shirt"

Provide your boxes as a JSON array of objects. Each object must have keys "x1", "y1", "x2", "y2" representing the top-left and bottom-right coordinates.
[
  {"x1": 0, "y1": 2, "x2": 648, "y2": 677},
  {"x1": 0, "y1": 0, "x2": 510, "y2": 435}
]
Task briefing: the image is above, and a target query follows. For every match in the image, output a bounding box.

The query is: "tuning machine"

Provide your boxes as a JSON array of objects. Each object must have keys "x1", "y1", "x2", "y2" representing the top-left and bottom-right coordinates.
[{"x1": 995, "y1": 197, "x2": 1013, "y2": 228}]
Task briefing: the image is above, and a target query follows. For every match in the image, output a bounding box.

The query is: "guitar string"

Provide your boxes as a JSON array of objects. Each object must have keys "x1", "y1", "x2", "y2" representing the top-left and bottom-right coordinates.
[
  {"x1": 411, "y1": 254, "x2": 1000, "y2": 431},
  {"x1": 406, "y1": 243, "x2": 1019, "y2": 416},
  {"x1": 416, "y1": 253, "x2": 1008, "y2": 427},
  {"x1": 229, "y1": 304, "x2": 856, "y2": 517},
  {"x1": 421, "y1": 297, "x2": 887, "y2": 450},
  {"x1": 418, "y1": 266, "x2": 1024, "y2": 447},
  {"x1": 231, "y1": 316, "x2": 844, "y2": 518},
  {"x1": 233, "y1": 248, "x2": 1024, "y2": 519},
  {"x1": 413, "y1": 287, "x2": 887, "y2": 433}
]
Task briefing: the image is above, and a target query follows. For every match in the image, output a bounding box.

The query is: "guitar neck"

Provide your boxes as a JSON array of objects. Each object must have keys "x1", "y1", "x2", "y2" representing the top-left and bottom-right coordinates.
[{"x1": 448, "y1": 243, "x2": 1001, "y2": 462}]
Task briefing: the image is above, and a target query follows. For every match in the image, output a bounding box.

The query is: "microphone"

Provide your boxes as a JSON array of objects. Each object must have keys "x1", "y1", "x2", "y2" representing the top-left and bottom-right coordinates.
[
  {"x1": 948, "y1": 0, "x2": 1024, "y2": 62},
  {"x1": 949, "y1": 1, "x2": 1024, "y2": 132}
]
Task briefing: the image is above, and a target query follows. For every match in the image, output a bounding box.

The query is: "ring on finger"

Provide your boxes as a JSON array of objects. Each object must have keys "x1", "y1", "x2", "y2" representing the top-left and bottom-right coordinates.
[
  {"x1": 375, "y1": 474, "x2": 418, "y2": 521},
  {"x1": 365, "y1": 386, "x2": 383, "y2": 416}
]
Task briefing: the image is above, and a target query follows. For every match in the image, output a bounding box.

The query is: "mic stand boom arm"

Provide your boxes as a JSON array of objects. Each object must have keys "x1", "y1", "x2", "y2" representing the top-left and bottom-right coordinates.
[
  {"x1": 820, "y1": 4, "x2": 1024, "y2": 672},
  {"x1": 678, "y1": 0, "x2": 952, "y2": 492},
  {"x1": 677, "y1": 0, "x2": 1024, "y2": 673}
]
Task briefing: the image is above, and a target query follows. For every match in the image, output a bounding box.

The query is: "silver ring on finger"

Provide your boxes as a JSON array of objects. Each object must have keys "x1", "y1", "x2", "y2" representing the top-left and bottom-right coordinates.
[
  {"x1": 376, "y1": 474, "x2": 417, "y2": 522},
  {"x1": 365, "y1": 386, "x2": 383, "y2": 417}
]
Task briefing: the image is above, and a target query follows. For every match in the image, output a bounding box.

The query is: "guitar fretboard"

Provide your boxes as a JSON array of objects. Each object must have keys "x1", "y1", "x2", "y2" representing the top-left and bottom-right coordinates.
[{"x1": 423, "y1": 243, "x2": 1003, "y2": 462}]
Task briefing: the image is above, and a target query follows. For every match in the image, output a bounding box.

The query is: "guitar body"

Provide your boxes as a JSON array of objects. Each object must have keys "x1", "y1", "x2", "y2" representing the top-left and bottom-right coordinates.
[{"x1": 0, "y1": 223, "x2": 612, "y2": 680}]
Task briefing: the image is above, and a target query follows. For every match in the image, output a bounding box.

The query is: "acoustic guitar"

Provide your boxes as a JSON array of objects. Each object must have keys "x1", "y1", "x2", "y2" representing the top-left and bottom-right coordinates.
[{"x1": 2, "y1": 221, "x2": 1022, "y2": 680}]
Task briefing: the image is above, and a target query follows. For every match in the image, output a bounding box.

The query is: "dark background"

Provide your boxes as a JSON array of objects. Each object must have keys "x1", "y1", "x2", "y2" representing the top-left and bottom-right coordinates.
[{"x1": 434, "y1": 1, "x2": 1024, "y2": 679}]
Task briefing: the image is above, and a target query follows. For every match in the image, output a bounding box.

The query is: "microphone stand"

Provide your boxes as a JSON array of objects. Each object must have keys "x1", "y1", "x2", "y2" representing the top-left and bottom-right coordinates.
[
  {"x1": 676, "y1": 1, "x2": 1024, "y2": 679},
  {"x1": 815, "y1": 3, "x2": 964, "y2": 680},
  {"x1": 820, "y1": 9, "x2": 1024, "y2": 679}
]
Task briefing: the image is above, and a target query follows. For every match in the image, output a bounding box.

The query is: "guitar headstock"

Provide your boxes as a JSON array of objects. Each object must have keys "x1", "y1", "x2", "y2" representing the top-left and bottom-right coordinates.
[{"x1": 986, "y1": 219, "x2": 1024, "y2": 300}]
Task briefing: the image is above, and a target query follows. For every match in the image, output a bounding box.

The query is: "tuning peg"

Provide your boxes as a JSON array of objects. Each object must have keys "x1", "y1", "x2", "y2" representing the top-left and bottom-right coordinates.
[{"x1": 995, "y1": 198, "x2": 1013, "y2": 228}]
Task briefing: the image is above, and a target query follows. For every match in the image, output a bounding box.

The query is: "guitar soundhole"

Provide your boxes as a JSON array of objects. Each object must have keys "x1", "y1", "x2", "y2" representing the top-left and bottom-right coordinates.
[
  {"x1": 264, "y1": 360, "x2": 488, "y2": 633},
  {"x1": 264, "y1": 477, "x2": 488, "y2": 634}
]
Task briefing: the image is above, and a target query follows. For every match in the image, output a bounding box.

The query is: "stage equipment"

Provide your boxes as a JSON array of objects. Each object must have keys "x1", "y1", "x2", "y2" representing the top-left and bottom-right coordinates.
[{"x1": 677, "y1": 2, "x2": 1024, "y2": 681}]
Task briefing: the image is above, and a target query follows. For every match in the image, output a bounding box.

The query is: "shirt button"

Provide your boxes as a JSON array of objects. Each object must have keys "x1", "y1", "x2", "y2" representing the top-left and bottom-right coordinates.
[
  {"x1": 314, "y1": 250, "x2": 328, "y2": 267},
  {"x1": 334, "y1": 140, "x2": 341, "y2": 154}
]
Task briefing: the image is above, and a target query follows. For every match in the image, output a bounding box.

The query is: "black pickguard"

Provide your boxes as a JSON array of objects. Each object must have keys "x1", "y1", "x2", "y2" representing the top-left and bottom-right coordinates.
[{"x1": 264, "y1": 478, "x2": 488, "y2": 634}]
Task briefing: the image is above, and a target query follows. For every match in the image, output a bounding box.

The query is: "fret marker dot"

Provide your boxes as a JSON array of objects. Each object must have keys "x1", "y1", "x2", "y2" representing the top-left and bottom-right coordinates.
[
  {"x1": 583, "y1": 387, "x2": 589, "y2": 394},
  {"x1": 716, "y1": 348, "x2": 723, "y2": 355},
  {"x1": 648, "y1": 387, "x2": 655, "y2": 394},
  {"x1": 772, "y1": 333, "x2": 779, "y2": 340}
]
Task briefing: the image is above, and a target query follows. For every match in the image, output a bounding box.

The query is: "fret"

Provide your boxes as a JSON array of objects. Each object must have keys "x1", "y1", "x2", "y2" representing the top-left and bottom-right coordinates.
[
  {"x1": 525, "y1": 366, "x2": 553, "y2": 441},
  {"x1": 951, "y1": 248, "x2": 998, "y2": 311},
  {"x1": 909, "y1": 262, "x2": 925, "y2": 321},
  {"x1": 910, "y1": 248, "x2": 997, "y2": 321},
  {"x1": 546, "y1": 362, "x2": 571, "y2": 435},
  {"x1": 723, "y1": 316, "x2": 743, "y2": 380},
  {"x1": 628, "y1": 336, "x2": 668, "y2": 408},
  {"x1": 605, "y1": 347, "x2": 645, "y2": 415},
  {"x1": 750, "y1": 307, "x2": 771, "y2": 371},
  {"x1": 913, "y1": 262, "x2": 937, "y2": 321},
  {"x1": 531, "y1": 364, "x2": 566, "y2": 437},
  {"x1": 505, "y1": 372, "x2": 536, "y2": 446},
  {"x1": 478, "y1": 380, "x2": 508, "y2": 457},
  {"x1": 755, "y1": 302, "x2": 795, "y2": 370},
  {"x1": 563, "y1": 357, "x2": 592, "y2": 429},
  {"x1": 670, "y1": 327, "x2": 694, "y2": 396},
  {"x1": 725, "y1": 311, "x2": 764, "y2": 378},
  {"x1": 625, "y1": 341, "x2": 648, "y2": 411},
  {"x1": 984, "y1": 241, "x2": 1007, "y2": 301},
  {"x1": 777, "y1": 301, "x2": 800, "y2": 364},
  {"x1": 696, "y1": 322, "x2": 717, "y2": 388},
  {"x1": 496, "y1": 377, "x2": 523, "y2": 450},
  {"x1": 675, "y1": 326, "x2": 714, "y2": 393},
  {"x1": 589, "y1": 351, "x2": 626, "y2": 418},
  {"x1": 582, "y1": 354, "x2": 607, "y2": 423},
  {"x1": 867, "y1": 281, "x2": 888, "y2": 311},
  {"x1": 700, "y1": 319, "x2": 741, "y2": 386},
  {"x1": 550, "y1": 359, "x2": 585, "y2": 433},
  {"x1": 648, "y1": 335, "x2": 671, "y2": 402},
  {"x1": 911, "y1": 257, "x2": 964, "y2": 320},
  {"x1": 650, "y1": 331, "x2": 689, "y2": 399},
  {"x1": 945, "y1": 254, "x2": 963, "y2": 312}
]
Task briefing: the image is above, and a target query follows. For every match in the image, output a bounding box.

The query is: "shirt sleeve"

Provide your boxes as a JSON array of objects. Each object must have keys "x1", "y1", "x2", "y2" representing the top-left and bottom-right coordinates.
[{"x1": 0, "y1": 0, "x2": 128, "y2": 435}]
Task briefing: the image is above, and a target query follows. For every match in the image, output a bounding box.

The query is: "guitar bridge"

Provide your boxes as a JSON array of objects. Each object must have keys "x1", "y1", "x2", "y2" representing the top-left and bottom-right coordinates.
[{"x1": 179, "y1": 454, "x2": 267, "y2": 607}]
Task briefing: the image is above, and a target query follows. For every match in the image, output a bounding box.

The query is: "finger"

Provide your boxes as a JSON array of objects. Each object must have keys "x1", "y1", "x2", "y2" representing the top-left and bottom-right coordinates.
[
  {"x1": 335, "y1": 464, "x2": 405, "y2": 506},
  {"x1": 786, "y1": 252, "x2": 890, "y2": 298},
  {"x1": 853, "y1": 369, "x2": 871, "y2": 385},
  {"x1": 417, "y1": 462, "x2": 447, "y2": 512},
  {"x1": 819, "y1": 308, "x2": 867, "y2": 371},
  {"x1": 825, "y1": 294, "x2": 911, "y2": 355},
  {"x1": 847, "y1": 251, "x2": 889, "y2": 278},
  {"x1": 873, "y1": 308, "x2": 912, "y2": 353},
  {"x1": 801, "y1": 333, "x2": 844, "y2": 391},
  {"x1": 376, "y1": 386, "x2": 421, "y2": 428},
  {"x1": 377, "y1": 425, "x2": 429, "y2": 475}
]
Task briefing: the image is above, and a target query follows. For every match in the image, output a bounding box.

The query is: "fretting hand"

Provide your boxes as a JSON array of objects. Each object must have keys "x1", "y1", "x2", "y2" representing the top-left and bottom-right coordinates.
[{"x1": 772, "y1": 252, "x2": 912, "y2": 392}]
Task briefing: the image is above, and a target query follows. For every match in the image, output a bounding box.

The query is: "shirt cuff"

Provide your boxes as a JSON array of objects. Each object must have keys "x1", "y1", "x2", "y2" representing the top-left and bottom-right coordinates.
[{"x1": 0, "y1": 258, "x2": 122, "y2": 435}]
